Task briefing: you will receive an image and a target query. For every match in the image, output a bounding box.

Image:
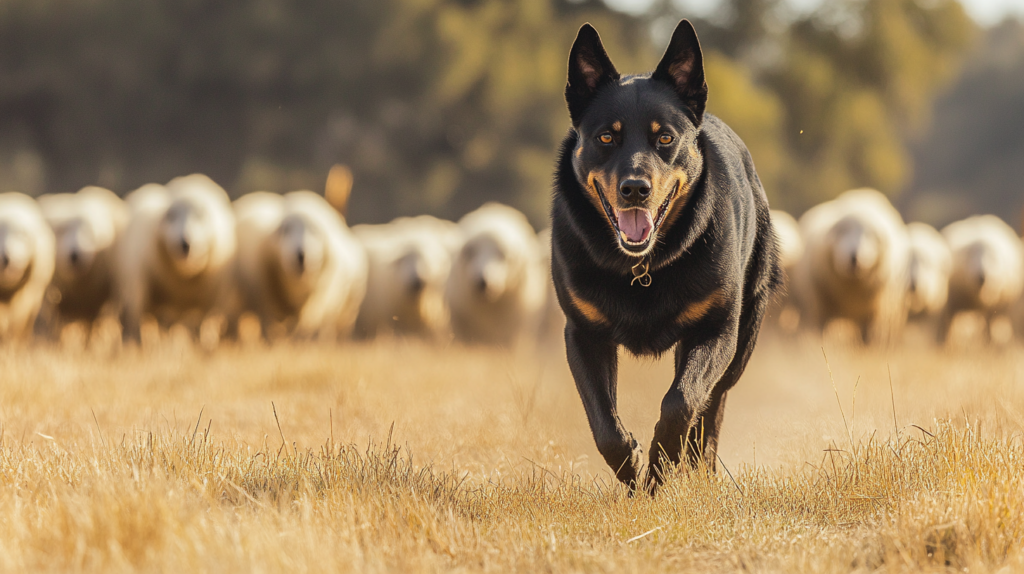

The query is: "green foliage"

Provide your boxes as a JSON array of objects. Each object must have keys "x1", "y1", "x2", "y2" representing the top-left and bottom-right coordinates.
[
  {"x1": 767, "y1": 0, "x2": 975, "y2": 213},
  {"x1": 0, "y1": 0, "x2": 977, "y2": 223}
]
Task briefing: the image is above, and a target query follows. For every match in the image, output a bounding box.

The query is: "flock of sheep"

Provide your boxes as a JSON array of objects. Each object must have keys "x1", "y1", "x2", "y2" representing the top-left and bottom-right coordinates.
[
  {"x1": 772, "y1": 188, "x2": 1024, "y2": 345},
  {"x1": 0, "y1": 176, "x2": 1021, "y2": 349},
  {"x1": 0, "y1": 172, "x2": 555, "y2": 347}
]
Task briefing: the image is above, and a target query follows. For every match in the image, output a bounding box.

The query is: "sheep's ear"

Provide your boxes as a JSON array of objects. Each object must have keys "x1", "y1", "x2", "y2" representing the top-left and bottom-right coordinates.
[
  {"x1": 325, "y1": 164, "x2": 352, "y2": 218},
  {"x1": 652, "y1": 19, "x2": 707, "y2": 126},
  {"x1": 565, "y1": 23, "x2": 619, "y2": 127}
]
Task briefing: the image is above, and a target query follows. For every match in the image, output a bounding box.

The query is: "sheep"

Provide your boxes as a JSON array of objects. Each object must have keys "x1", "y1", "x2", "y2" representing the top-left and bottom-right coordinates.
[
  {"x1": 116, "y1": 174, "x2": 238, "y2": 344},
  {"x1": 37, "y1": 187, "x2": 129, "y2": 333},
  {"x1": 767, "y1": 209, "x2": 804, "y2": 333},
  {"x1": 792, "y1": 188, "x2": 910, "y2": 344},
  {"x1": 905, "y1": 222, "x2": 952, "y2": 319},
  {"x1": 536, "y1": 227, "x2": 566, "y2": 344},
  {"x1": 939, "y1": 215, "x2": 1024, "y2": 344},
  {"x1": 234, "y1": 190, "x2": 367, "y2": 340},
  {"x1": 353, "y1": 215, "x2": 460, "y2": 340},
  {"x1": 0, "y1": 192, "x2": 55, "y2": 342},
  {"x1": 446, "y1": 202, "x2": 548, "y2": 346}
]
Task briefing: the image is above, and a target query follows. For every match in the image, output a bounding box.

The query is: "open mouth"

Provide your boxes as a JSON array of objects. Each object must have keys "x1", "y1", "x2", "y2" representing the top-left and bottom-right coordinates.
[{"x1": 596, "y1": 184, "x2": 678, "y2": 255}]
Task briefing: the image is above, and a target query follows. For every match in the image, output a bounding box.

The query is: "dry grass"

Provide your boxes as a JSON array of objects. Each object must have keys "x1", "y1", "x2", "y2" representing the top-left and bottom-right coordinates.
[{"x1": 0, "y1": 330, "x2": 1022, "y2": 573}]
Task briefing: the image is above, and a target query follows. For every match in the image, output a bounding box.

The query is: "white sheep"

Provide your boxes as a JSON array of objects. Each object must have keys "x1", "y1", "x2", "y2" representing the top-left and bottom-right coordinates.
[
  {"x1": 767, "y1": 209, "x2": 804, "y2": 333},
  {"x1": 234, "y1": 190, "x2": 367, "y2": 340},
  {"x1": 37, "y1": 187, "x2": 129, "y2": 331},
  {"x1": 905, "y1": 222, "x2": 952, "y2": 319},
  {"x1": 353, "y1": 215, "x2": 460, "y2": 339},
  {"x1": 446, "y1": 203, "x2": 548, "y2": 346},
  {"x1": 793, "y1": 188, "x2": 910, "y2": 344},
  {"x1": 940, "y1": 215, "x2": 1024, "y2": 343},
  {"x1": 535, "y1": 227, "x2": 566, "y2": 344},
  {"x1": 116, "y1": 174, "x2": 238, "y2": 343},
  {"x1": 0, "y1": 192, "x2": 55, "y2": 342}
]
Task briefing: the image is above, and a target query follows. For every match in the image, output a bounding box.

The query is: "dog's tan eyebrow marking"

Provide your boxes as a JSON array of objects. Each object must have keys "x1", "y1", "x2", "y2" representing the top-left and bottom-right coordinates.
[
  {"x1": 612, "y1": 121, "x2": 622, "y2": 132},
  {"x1": 576, "y1": 145, "x2": 583, "y2": 158},
  {"x1": 568, "y1": 286, "x2": 609, "y2": 325},
  {"x1": 651, "y1": 121, "x2": 661, "y2": 132},
  {"x1": 676, "y1": 289, "x2": 725, "y2": 326}
]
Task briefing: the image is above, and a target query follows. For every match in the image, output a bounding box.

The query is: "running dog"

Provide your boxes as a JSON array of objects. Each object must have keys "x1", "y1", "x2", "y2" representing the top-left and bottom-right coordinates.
[{"x1": 550, "y1": 20, "x2": 780, "y2": 491}]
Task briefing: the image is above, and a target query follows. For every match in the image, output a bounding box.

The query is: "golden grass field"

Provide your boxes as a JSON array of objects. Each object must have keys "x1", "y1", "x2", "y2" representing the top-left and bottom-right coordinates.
[{"x1": 1, "y1": 326, "x2": 1022, "y2": 573}]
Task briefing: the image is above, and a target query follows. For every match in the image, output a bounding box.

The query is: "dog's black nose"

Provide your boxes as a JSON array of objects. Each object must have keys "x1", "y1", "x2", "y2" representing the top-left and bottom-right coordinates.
[{"x1": 619, "y1": 179, "x2": 651, "y2": 199}]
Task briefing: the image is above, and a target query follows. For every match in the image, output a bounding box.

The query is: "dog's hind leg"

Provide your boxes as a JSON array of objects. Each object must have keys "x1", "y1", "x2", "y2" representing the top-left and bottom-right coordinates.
[{"x1": 565, "y1": 321, "x2": 643, "y2": 488}]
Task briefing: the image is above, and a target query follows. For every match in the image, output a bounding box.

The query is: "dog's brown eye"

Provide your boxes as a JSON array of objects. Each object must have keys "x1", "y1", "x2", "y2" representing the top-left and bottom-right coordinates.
[
  {"x1": 658, "y1": 134, "x2": 674, "y2": 145},
  {"x1": 599, "y1": 133, "x2": 613, "y2": 144}
]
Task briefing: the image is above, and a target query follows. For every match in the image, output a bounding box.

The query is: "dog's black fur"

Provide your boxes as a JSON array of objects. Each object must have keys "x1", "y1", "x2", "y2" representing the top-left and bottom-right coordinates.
[{"x1": 551, "y1": 20, "x2": 780, "y2": 490}]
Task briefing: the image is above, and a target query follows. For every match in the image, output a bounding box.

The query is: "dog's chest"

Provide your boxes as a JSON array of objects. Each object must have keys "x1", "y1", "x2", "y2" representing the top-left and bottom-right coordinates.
[{"x1": 585, "y1": 269, "x2": 724, "y2": 355}]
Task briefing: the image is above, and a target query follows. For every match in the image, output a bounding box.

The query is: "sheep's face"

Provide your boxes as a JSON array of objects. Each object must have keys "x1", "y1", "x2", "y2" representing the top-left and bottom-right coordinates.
[
  {"x1": 459, "y1": 235, "x2": 512, "y2": 303},
  {"x1": 54, "y1": 220, "x2": 98, "y2": 283},
  {"x1": 962, "y1": 242, "x2": 1001, "y2": 306},
  {"x1": 908, "y1": 247, "x2": 949, "y2": 315},
  {"x1": 161, "y1": 199, "x2": 214, "y2": 278},
  {"x1": 392, "y1": 241, "x2": 451, "y2": 332},
  {"x1": 0, "y1": 224, "x2": 33, "y2": 291},
  {"x1": 830, "y1": 216, "x2": 880, "y2": 280},
  {"x1": 395, "y1": 249, "x2": 429, "y2": 296},
  {"x1": 277, "y1": 215, "x2": 326, "y2": 285}
]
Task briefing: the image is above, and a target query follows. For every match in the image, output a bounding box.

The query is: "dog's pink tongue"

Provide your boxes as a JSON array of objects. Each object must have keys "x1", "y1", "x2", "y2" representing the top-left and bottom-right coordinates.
[{"x1": 617, "y1": 209, "x2": 653, "y2": 243}]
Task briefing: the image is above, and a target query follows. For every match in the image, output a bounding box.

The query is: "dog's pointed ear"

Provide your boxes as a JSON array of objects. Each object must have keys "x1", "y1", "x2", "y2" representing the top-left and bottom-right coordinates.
[
  {"x1": 652, "y1": 20, "x2": 707, "y2": 126},
  {"x1": 565, "y1": 23, "x2": 619, "y2": 127}
]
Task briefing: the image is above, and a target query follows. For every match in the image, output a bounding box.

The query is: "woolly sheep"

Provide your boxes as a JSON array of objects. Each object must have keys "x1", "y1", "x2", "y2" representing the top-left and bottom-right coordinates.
[
  {"x1": 116, "y1": 174, "x2": 237, "y2": 343},
  {"x1": 793, "y1": 188, "x2": 910, "y2": 344},
  {"x1": 446, "y1": 203, "x2": 548, "y2": 346},
  {"x1": 353, "y1": 215, "x2": 459, "y2": 339},
  {"x1": 536, "y1": 227, "x2": 566, "y2": 344},
  {"x1": 235, "y1": 190, "x2": 367, "y2": 340},
  {"x1": 0, "y1": 193, "x2": 55, "y2": 342},
  {"x1": 767, "y1": 209, "x2": 804, "y2": 333},
  {"x1": 37, "y1": 187, "x2": 129, "y2": 329},
  {"x1": 905, "y1": 222, "x2": 952, "y2": 319},
  {"x1": 939, "y1": 215, "x2": 1024, "y2": 343}
]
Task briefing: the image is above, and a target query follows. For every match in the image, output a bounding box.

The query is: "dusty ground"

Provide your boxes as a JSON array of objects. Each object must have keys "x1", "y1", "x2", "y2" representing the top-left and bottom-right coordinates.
[{"x1": 0, "y1": 327, "x2": 1021, "y2": 572}]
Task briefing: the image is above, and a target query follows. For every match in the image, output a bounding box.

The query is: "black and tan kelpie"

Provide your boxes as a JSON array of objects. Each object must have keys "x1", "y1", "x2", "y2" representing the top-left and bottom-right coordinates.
[{"x1": 550, "y1": 20, "x2": 780, "y2": 492}]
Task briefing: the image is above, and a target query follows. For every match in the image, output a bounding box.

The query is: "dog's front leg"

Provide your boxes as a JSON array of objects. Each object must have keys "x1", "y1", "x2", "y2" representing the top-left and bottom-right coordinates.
[
  {"x1": 648, "y1": 325, "x2": 738, "y2": 488},
  {"x1": 564, "y1": 320, "x2": 643, "y2": 487}
]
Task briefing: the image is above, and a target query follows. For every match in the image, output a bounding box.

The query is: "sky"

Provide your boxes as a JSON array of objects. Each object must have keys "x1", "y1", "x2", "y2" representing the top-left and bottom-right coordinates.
[{"x1": 604, "y1": 0, "x2": 1024, "y2": 26}]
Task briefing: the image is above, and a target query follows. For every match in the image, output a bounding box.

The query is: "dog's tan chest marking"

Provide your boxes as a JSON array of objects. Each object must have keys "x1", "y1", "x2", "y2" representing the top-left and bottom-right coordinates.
[
  {"x1": 676, "y1": 289, "x2": 725, "y2": 325},
  {"x1": 568, "y1": 286, "x2": 609, "y2": 325}
]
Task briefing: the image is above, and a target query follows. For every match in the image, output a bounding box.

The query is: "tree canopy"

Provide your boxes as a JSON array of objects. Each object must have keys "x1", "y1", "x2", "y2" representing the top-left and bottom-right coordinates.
[{"x1": 0, "y1": 0, "x2": 981, "y2": 225}]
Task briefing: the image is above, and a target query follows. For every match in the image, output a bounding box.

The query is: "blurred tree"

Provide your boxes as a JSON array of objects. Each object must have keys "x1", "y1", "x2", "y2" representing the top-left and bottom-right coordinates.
[
  {"x1": 903, "y1": 18, "x2": 1024, "y2": 229},
  {"x1": 0, "y1": 0, "x2": 978, "y2": 225},
  {"x1": 0, "y1": 0, "x2": 651, "y2": 226},
  {"x1": 768, "y1": 0, "x2": 975, "y2": 213}
]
